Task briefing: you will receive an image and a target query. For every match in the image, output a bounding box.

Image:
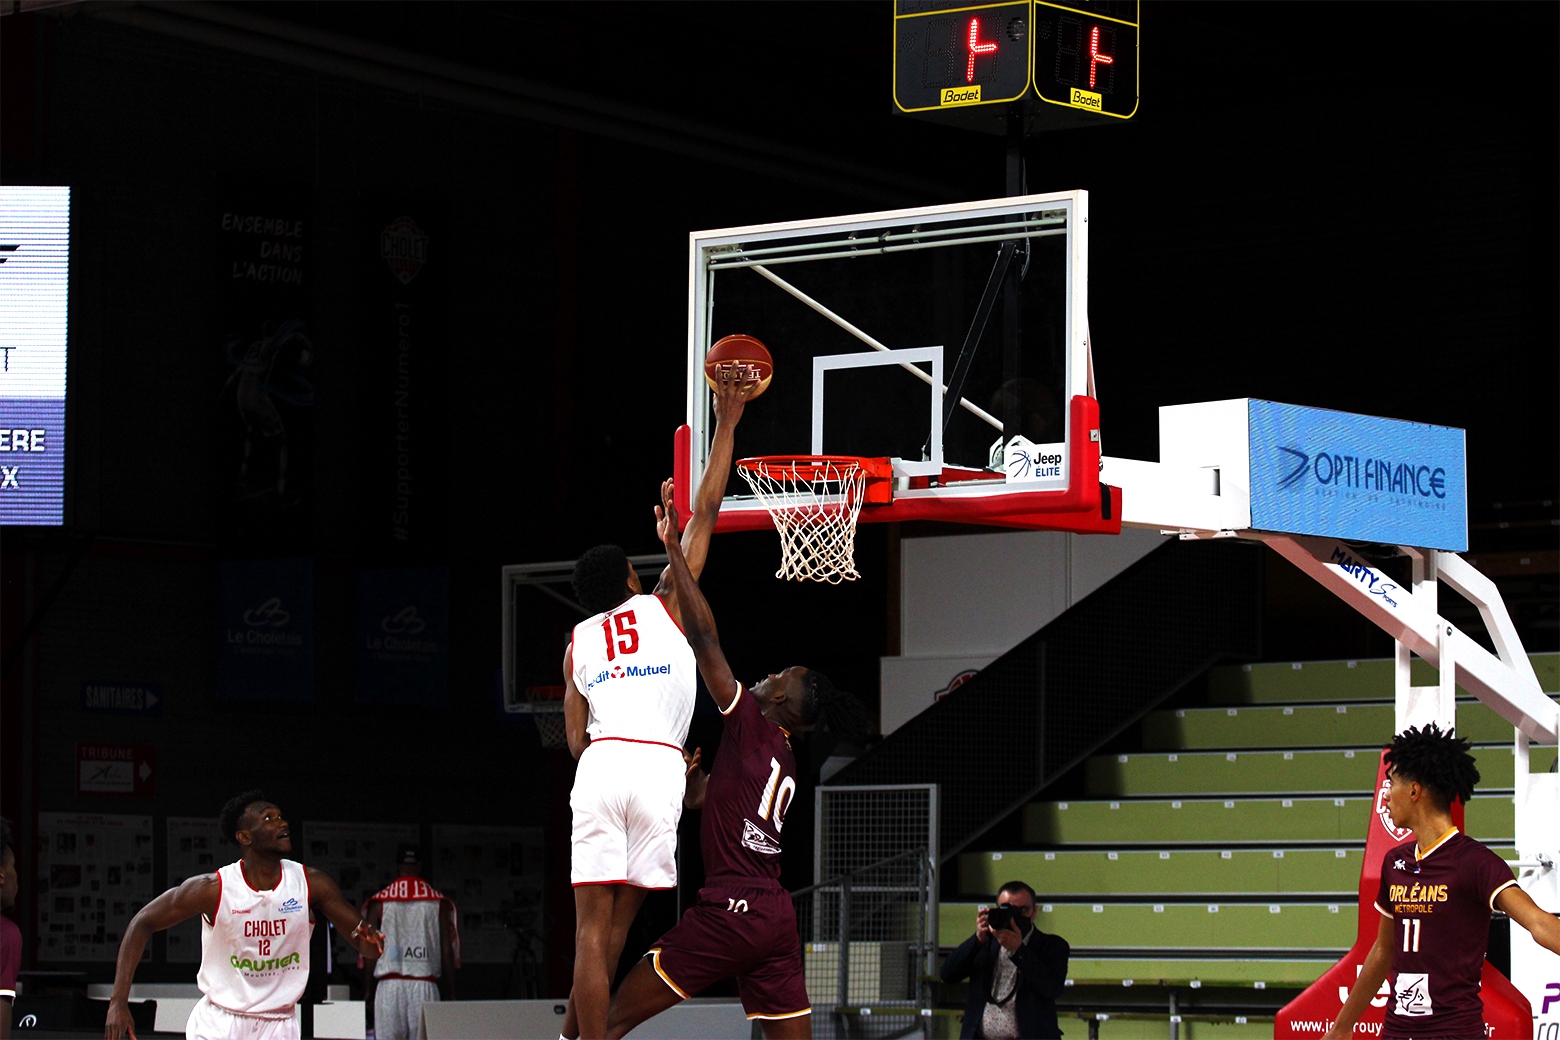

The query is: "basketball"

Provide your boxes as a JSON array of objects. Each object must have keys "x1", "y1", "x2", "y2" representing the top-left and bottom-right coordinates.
[{"x1": 703, "y1": 334, "x2": 773, "y2": 397}]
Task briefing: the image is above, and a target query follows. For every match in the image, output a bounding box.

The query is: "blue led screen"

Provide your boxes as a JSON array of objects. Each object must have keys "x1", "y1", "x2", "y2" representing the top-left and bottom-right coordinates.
[
  {"x1": 0, "y1": 187, "x2": 69, "y2": 525},
  {"x1": 1247, "y1": 400, "x2": 1467, "y2": 551}
]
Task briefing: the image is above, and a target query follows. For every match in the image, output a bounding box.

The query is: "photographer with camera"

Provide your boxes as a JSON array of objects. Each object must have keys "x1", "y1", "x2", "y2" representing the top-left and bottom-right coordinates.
[{"x1": 939, "y1": 881, "x2": 1070, "y2": 1039}]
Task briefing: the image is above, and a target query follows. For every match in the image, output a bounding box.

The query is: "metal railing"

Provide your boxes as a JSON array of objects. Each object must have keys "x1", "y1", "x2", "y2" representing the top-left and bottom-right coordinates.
[{"x1": 792, "y1": 847, "x2": 936, "y2": 1040}]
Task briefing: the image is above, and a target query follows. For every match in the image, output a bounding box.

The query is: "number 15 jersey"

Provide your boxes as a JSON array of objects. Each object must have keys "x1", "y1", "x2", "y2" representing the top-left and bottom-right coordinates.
[{"x1": 571, "y1": 593, "x2": 696, "y2": 750}]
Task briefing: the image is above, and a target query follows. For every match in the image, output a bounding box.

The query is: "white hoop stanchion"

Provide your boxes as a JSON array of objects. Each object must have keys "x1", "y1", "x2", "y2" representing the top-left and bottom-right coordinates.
[{"x1": 736, "y1": 456, "x2": 887, "y2": 583}]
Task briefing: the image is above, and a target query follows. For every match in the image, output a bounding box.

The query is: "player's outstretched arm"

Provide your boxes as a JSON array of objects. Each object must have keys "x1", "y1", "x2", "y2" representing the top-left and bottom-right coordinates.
[
  {"x1": 1497, "y1": 883, "x2": 1560, "y2": 956},
  {"x1": 439, "y1": 901, "x2": 458, "y2": 999},
  {"x1": 105, "y1": 874, "x2": 221, "y2": 1038},
  {"x1": 361, "y1": 900, "x2": 383, "y2": 1036},
  {"x1": 306, "y1": 867, "x2": 385, "y2": 959},
  {"x1": 561, "y1": 644, "x2": 590, "y2": 760},
  {"x1": 655, "y1": 478, "x2": 738, "y2": 711},
  {"x1": 656, "y1": 371, "x2": 759, "y2": 618},
  {"x1": 1324, "y1": 913, "x2": 1394, "y2": 1040}
]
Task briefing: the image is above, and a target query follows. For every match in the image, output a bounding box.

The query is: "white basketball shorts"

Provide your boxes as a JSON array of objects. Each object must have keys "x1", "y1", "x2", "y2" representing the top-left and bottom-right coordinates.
[
  {"x1": 374, "y1": 978, "x2": 439, "y2": 1040},
  {"x1": 570, "y1": 738, "x2": 686, "y2": 889},
  {"x1": 185, "y1": 997, "x2": 299, "y2": 1040}
]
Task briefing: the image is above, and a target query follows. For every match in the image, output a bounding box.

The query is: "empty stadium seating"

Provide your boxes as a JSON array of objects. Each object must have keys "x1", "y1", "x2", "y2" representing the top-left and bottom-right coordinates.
[{"x1": 940, "y1": 652, "x2": 1558, "y2": 1037}]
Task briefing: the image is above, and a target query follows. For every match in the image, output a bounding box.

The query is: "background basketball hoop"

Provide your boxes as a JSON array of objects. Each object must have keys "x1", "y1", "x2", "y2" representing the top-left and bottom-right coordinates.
[{"x1": 735, "y1": 455, "x2": 892, "y2": 584}]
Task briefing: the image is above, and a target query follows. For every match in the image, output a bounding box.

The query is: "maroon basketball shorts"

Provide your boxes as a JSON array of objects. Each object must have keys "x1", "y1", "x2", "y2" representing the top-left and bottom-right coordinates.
[{"x1": 648, "y1": 877, "x2": 811, "y2": 1021}]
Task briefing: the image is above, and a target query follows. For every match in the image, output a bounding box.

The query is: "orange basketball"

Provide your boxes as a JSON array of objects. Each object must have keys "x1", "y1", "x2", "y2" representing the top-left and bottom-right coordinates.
[{"x1": 703, "y1": 334, "x2": 773, "y2": 398}]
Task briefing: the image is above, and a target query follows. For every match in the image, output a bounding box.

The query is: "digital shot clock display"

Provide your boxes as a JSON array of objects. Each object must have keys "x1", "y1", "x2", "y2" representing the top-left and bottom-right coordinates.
[{"x1": 893, "y1": 1, "x2": 1139, "y2": 134}]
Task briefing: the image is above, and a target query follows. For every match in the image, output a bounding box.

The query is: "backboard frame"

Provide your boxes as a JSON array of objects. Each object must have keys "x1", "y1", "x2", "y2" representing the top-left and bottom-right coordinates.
[{"x1": 683, "y1": 190, "x2": 1109, "y2": 533}]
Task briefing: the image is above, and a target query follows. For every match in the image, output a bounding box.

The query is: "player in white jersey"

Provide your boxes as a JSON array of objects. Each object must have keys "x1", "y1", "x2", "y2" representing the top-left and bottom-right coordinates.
[
  {"x1": 362, "y1": 846, "x2": 458, "y2": 1040},
  {"x1": 105, "y1": 791, "x2": 385, "y2": 1040},
  {"x1": 559, "y1": 369, "x2": 759, "y2": 1040}
]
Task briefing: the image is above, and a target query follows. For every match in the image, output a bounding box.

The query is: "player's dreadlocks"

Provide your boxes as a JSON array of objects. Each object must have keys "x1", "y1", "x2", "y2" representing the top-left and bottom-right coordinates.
[
  {"x1": 219, "y1": 789, "x2": 270, "y2": 845},
  {"x1": 1385, "y1": 723, "x2": 1480, "y2": 808},
  {"x1": 799, "y1": 669, "x2": 879, "y2": 747},
  {"x1": 0, "y1": 816, "x2": 13, "y2": 865},
  {"x1": 572, "y1": 544, "x2": 633, "y2": 615}
]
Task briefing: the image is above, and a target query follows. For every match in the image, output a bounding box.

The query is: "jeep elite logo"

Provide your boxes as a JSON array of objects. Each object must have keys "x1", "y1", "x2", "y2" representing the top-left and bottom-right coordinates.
[
  {"x1": 380, "y1": 217, "x2": 428, "y2": 285},
  {"x1": 1276, "y1": 447, "x2": 1448, "y2": 504}
]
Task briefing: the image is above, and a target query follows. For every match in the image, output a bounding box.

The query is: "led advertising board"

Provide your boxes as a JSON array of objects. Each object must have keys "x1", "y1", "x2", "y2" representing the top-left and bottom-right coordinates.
[
  {"x1": 1247, "y1": 400, "x2": 1468, "y2": 552},
  {"x1": 0, "y1": 186, "x2": 69, "y2": 526}
]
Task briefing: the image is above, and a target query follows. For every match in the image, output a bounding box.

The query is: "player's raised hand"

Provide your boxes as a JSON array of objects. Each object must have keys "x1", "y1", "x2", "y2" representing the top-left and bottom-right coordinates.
[
  {"x1": 655, "y1": 479, "x2": 680, "y2": 548},
  {"x1": 352, "y1": 919, "x2": 386, "y2": 957},
  {"x1": 711, "y1": 362, "x2": 761, "y2": 426},
  {"x1": 682, "y1": 747, "x2": 709, "y2": 809}
]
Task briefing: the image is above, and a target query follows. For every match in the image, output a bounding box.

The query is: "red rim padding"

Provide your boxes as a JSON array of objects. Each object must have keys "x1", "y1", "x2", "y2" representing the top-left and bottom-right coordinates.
[{"x1": 735, "y1": 455, "x2": 894, "y2": 481}]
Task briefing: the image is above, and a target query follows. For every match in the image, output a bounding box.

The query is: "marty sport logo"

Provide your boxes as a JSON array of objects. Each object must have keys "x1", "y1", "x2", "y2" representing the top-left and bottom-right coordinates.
[{"x1": 585, "y1": 662, "x2": 672, "y2": 691}]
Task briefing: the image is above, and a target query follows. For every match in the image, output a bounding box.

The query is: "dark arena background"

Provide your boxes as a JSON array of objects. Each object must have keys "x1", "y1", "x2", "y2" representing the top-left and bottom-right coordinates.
[{"x1": 0, "y1": 3, "x2": 1555, "y2": 1038}]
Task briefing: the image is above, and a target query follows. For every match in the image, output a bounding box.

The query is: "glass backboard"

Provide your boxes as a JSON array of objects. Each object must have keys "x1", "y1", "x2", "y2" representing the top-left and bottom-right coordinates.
[{"x1": 682, "y1": 191, "x2": 1105, "y2": 531}]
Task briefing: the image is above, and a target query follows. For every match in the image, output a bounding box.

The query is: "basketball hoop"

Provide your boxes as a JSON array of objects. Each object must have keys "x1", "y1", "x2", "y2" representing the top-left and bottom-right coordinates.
[
  {"x1": 524, "y1": 685, "x2": 568, "y2": 750},
  {"x1": 735, "y1": 456, "x2": 892, "y2": 584}
]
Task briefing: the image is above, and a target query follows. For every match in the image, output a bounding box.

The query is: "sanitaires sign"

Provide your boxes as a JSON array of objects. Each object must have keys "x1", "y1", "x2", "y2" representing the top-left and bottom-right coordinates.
[{"x1": 1247, "y1": 400, "x2": 1467, "y2": 552}]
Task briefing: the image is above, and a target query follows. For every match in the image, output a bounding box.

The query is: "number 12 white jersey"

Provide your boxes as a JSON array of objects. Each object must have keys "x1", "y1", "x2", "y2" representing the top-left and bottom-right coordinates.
[{"x1": 570, "y1": 593, "x2": 696, "y2": 751}]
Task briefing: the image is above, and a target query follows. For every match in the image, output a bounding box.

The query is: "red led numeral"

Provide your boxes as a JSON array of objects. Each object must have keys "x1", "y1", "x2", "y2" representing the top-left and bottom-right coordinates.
[
  {"x1": 1088, "y1": 24, "x2": 1114, "y2": 90},
  {"x1": 966, "y1": 18, "x2": 997, "y2": 83}
]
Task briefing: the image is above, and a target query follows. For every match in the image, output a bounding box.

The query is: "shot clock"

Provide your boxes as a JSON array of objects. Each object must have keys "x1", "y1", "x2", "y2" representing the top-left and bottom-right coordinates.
[{"x1": 893, "y1": 1, "x2": 1139, "y2": 134}]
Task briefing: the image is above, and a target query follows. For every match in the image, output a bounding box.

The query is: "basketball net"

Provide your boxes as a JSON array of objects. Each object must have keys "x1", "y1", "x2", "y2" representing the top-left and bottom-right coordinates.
[
  {"x1": 736, "y1": 456, "x2": 869, "y2": 583},
  {"x1": 524, "y1": 687, "x2": 568, "y2": 749}
]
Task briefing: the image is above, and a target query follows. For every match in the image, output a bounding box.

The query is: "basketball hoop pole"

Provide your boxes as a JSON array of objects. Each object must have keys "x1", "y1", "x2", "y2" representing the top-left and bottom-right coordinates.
[{"x1": 1001, "y1": 107, "x2": 1026, "y2": 450}]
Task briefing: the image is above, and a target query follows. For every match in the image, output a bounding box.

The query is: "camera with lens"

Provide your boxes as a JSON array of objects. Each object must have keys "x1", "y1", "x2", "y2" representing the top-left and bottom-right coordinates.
[{"x1": 986, "y1": 904, "x2": 1027, "y2": 932}]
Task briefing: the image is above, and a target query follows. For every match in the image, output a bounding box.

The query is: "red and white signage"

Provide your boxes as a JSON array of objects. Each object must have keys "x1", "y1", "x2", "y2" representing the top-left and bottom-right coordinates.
[{"x1": 75, "y1": 742, "x2": 156, "y2": 797}]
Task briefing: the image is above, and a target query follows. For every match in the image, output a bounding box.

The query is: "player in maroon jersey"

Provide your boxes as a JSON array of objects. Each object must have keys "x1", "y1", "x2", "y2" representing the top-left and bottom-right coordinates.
[
  {"x1": 1327, "y1": 724, "x2": 1560, "y2": 1039},
  {"x1": 596, "y1": 479, "x2": 876, "y2": 1040}
]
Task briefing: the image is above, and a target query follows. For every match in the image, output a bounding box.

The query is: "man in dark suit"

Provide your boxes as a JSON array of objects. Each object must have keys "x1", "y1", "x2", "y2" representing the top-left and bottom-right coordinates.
[{"x1": 940, "y1": 881, "x2": 1070, "y2": 1039}]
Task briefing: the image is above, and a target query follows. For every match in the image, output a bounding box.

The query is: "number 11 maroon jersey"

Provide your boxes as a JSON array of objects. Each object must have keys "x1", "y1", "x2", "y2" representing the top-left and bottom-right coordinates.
[
  {"x1": 700, "y1": 682, "x2": 796, "y2": 880},
  {"x1": 1374, "y1": 828, "x2": 1517, "y2": 1038}
]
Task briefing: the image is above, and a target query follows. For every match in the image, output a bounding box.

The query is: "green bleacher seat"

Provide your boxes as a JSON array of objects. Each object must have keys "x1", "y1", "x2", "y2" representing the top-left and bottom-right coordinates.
[
  {"x1": 1207, "y1": 652, "x2": 1558, "y2": 705},
  {"x1": 960, "y1": 848, "x2": 1364, "y2": 898},
  {"x1": 1141, "y1": 698, "x2": 1559, "y2": 751},
  {"x1": 1099, "y1": 1018, "x2": 1277, "y2": 1040},
  {"x1": 939, "y1": 902, "x2": 1354, "y2": 952},
  {"x1": 1064, "y1": 957, "x2": 1334, "y2": 987},
  {"x1": 1085, "y1": 745, "x2": 1554, "y2": 798},
  {"x1": 1021, "y1": 794, "x2": 1514, "y2": 845},
  {"x1": 959, "y1": 652, "x2": 1546, "y2": 1005},
  {"x1": 1024, "y1": 797, "x2": 1370, "y2": 845}
]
